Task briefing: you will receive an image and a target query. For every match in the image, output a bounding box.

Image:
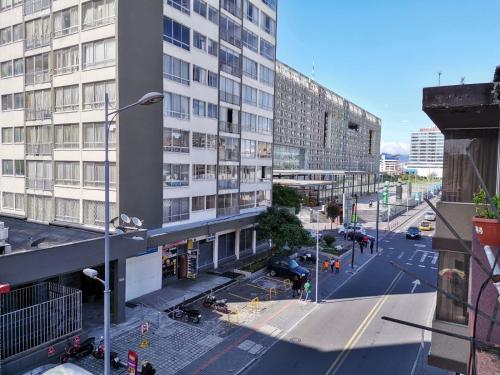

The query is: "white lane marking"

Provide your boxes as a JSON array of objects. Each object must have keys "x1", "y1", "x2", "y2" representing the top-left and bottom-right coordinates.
[
  {"x1": 431, "y1": 267, "x2": 438, "y2": 270},
  {"x1": 410, "y1": 279, "x2": 421, "y2": 294},
  {"x1": 389, "y1": 247, "x2": 394, "y2": 250},
  {"x1": 414, "y1": 244, "x2": 426, "y2": 248},
  {"x1": 420, "y1": 254, "x2": 427, "y2": 263},
  {"x1": 397, "y1": 252, "x2": 404, "y2": 259},
  {"x1": 431, "y1": 254, "x2": 438, "y2": 265},
  {"x1": 418, "y1": 265, "x2": 426, "y2": 268},
  {"x1": 406, "y1": 262, "x2": 413, "y2": 266}
]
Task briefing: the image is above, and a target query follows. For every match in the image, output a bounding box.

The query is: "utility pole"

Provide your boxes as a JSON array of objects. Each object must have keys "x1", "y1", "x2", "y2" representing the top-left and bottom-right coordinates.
[
  {"x1": 351, "y1": 194, "x2": 358, "y2": 269},
  {"x1": 438, "y1": 71, "x2": 442, "y2": 86},
  {"x1": 315, "y1": 209, "x2": 319, "y2": 304},
  {"x1": 375, "y1": 174, "x2": 380, "y2": 252}
]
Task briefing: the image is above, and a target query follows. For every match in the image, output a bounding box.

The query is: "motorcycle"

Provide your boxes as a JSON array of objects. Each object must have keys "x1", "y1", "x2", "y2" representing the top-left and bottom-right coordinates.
[
  {"x1": 203, "y1": 293, "x2": 230, "y2": 314},
  {"x1": 93, "y1": 337, "x2": 122, "y2": 369},
  {"x1": 173, "y1": 304, "x2": 201, "y2": 324},
  {"x1": 60, "y1": 337, "x2": 95, "y2": 363}
]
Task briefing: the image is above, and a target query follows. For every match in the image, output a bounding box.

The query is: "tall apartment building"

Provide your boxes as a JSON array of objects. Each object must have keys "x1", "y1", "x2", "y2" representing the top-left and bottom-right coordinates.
[
  {"x1": 0, "y1": 0, "x2": 276, "y2": 275},
  {"x1": 407, "y1": 127, "x2": 444, "y2": 178},
  {"x1": 380, "y1": 153, "x2": 402, "y2": 175}
]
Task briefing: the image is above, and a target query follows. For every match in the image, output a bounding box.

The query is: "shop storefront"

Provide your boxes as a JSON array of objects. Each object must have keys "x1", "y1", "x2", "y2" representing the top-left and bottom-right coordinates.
[{"x1": 161, "y1": 239, "x2": 207, "y2": 285}]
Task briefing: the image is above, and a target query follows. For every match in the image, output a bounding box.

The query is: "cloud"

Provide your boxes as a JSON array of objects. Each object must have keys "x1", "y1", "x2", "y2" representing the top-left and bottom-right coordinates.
[
  {"x1": 400, "y1": 120, "x2": 409, "y2": 123},
  {"x1": 381, "y1": 142, "x2": 410, "y2": 155}
]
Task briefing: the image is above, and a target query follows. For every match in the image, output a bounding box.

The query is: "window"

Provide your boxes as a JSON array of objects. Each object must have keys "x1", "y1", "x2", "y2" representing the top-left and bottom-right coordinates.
[
  {"x1": 243, "y1": 0, "x2": 259, "y2": 25},
  {"x1": 26, "y1": 161, "x2": 52, "y2": 191},
  {"x1": 167, "y1": 0, "x2": 189, "y2": 14},
  {"x1": 219, "y1": 107, "x2": 239, "y2": 134},
  {"x1": 164, "y1": 92, "x2": 190, "y2": 119},
  {"x1": 368, "y1": 130, "x2": 373, "y2": 155},
  {"x1": 14, "y1": 92, "x2": 24, "y2": 109},
  {"x1": 83, "y1": 200, "x2": 116, "y2": 227},
  {"x1": 259, "y1": 64, "x2": 274, "y2": 86},
  {"x1": 259, "y1": 90, "x2": 273, "y2": 111},
  {"x1": 220, "y1": 15, "x2": 241, "y2": 48},
  {"x1": 83, "y1": 80, "x2": 115, "y2": 109},
  {"x1": 55, "y1": 198, "x2": 80, "y2": 223},
  {"x1": 257, "y1": 116, "x2": 273, "y2": 134},
  {"x1": 2, "y1": 128, "x2": 13, "y2": 143},
  {"x1": 262, "y1": 0, "x2": 275, "y2": 11},
  {"x1": 24, "y1": 0, "x2": 50, "y2": 15},
  {"x1": 242, "y1": 28, "x2": 258, "y2": 52},
  {"x1": 243, "y1": 57, "x2": 258, "y2": 80},
  {"x1": 218, "y1": 165, "x2": 239, "y2": 190},
  {"x1": 241, "y1": 166, "x2": 255, "y2": 183},
  {"x1": 163, "y1": 198, "x2": 189, "y2": 223},
  {"x1": 192, "y1": 132, "x2": 216, "y2": 149},
  {"x1": 219, "y1": 136, "x2": 240, "y2": 161},
  {"x1": 243, "y1": 85, "x2": 257, "y2": 106},
  {"x1": 193, "y1": 0, "x2": 206, "y2": 17},
  {"x1": 25, "y1": 89, "x2": 51, "y2": 120},
  {"x1": 208, "y1": 6, "x2": 218, "y2": 24},
  {"x1": 0, "y1": 26, "x2": 11, "y2": 45},
  {"x1": 257, "y1": 190, "x2": 271, "y2": 206},
  {"x1": 55, "y1": 161, "x2": 80, "y2": 186},
  {"x1": 163, "y1": 17, "x2": 190, "y2": 51},
  {"x1": 240, "y1": 192, "x2": 255, "y2": 208},
  {"x1": 26, "y1": 125, "x2": 52, "y2": 155},
  {"x1": 163, "y1": 54, "x2": 189, "y2": 85},
  {"x1": 53, "y1": 46, "x2": 79, "y2": 75},
  {"x1": 259, "y1": 166, "x2": 272, "y2": 181},
  {"x1": 25, "y1": 16, "x2": 50, "y2": 50},
  {"x1": 436, "y1": 251, "x2": 469, "y2": 325},
  {"x1": 163, "y1": 128, "x2": 189, "y2": 153},
  {"x1": 2, "y1": 160, "x2": 13, "y2": 175},
  {"x1": 257, "y1": 141, "x2": 272, "y2": 158},
  {"x1": 220, "y1": 46, "x2": 241, "y2": 77},
  {"x1": 241, "y1": 139, "x2": 256, "y2": 158},
  {"x1": 12, "y1": 23, "x2": 23, "y2": 41},
  {"x1": 55, "y1": 85, "x2": 79, "y2": 112},
  {"x1": 193, "y1": 99, "x2": 206, "y2": 117},
  {"x1": 2, "y1": 192, "x2": 14, "y2": 210},
  {"x1": 193, "y1": 164, "x2": 216, "y2": 180},
  {"x1": 83, "y1": 122, "x2": 115, "y2": 148},
  {"x1": 163, "y1": 164, "x2": 189, "y2": 187},
  {"x1": 14, "y1": 193, "x2": 24, "y2": 211},
  {"x1": 84, "y1": 162, "x2": 115, "y2": 188},
  {"x1": 206, "y1": 195, "x2": 216, "y2": 209},
  {"x1": 14, "y1": 58, "x2": 23, "y2": 76},
  {"x1": 1, "y1": 61, "x2": 12, "y2": 78},
  {"x1": 53, "y1": 6, "x2": 79, "y2": 37},
  {"x1": 192, "y1": 196, "x2": 205, "y2": 211},
  {"x1": 207, "y1": 39, "x2": 218, "y2": 56},
  {"x1": 55, "y1": 124, "x2": 79, "y2": 149},
  {"x1": 260, "y1": 11, "x2": 276, "y2": 36},
  {"x1": 82, "y1": 38, "x2": 115, "y2": 69},
  {"x1": 208, "y1": 71, "x2": 218, "y2": 88},
  {"x1": 193, "y1": 65, "x2": 207, "y2": 84},
  {"x1": 260, "y1": 38, "x2": 275, "y2": 61},
  {"x1": 1, "y1": 94, "x2": 12, "y2": 111},
  {"x1": 82, "y1": 0, "x2": 115, "y2": 29},
  {"x1": 14, "y1": 159, "x2": 24, "y2": 176},
  {"x1": 217, "y1": 193, "x2": 238, "y2": 216},
  {"x1": 221, "y1": 0, "x2": 241, "y2": 17},
  {"x1": 25, "y1": 53, "x2": 50, "y2": 85},
  {"x1": 207, "y1": 103, "x2": 218, "y2": 119},
  {"x1": 220, "y1": 76, "x2": 240, "y2": 105},
  {"x1": 193, "y1": 31, "x2": 207, "y2": 52},
  {"x1": 242, "y1": 112, "x2": 257, "y2": 132},
  {"x1": 14, "y1": 127, "x2": 24, "y2": 143}
]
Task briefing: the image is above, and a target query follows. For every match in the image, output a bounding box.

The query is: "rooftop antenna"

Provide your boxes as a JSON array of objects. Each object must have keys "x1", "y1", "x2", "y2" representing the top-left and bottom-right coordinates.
[
  {"x1": 312, "y1": 60, "x2": 315, "y2": 81},
  {"x1": 460, "y1": 77, "x2": 465, "y2": 85},
  {"x1": 438, "y1": 71, "x2": 442, "y2": 86}
]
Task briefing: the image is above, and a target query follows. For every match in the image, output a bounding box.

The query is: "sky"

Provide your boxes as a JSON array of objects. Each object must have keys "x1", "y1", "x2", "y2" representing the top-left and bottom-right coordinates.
[{"x1": 276, "y1": 0, "x2": 500, "y2": 155}]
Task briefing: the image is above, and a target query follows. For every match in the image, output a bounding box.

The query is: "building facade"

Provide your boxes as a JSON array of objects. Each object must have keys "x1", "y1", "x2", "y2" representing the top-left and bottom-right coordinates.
[
  {"x1": 0, "y1": 0, "x2": 277, "y2": 289},
  {"x1": 407, "y1": 127, "x2": 444, "y2": 178},
  {"x1": 379, "y1": 153, "x2": 402, "y2": 175}
]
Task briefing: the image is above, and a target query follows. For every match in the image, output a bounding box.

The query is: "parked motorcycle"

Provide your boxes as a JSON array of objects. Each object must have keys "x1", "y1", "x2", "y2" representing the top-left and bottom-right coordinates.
[
  {"x1": 203, "y1": 294, "x2": 230, "y2": 314},
  {"x1": 93, "y1": 337, "x2": 122, "y2": 369},
  {"x1": 173, "y1": 304, "x2": 201, "y2": 324},
  {"x1": 60, "y1": 337, "x2": 95, "y2": 363}
]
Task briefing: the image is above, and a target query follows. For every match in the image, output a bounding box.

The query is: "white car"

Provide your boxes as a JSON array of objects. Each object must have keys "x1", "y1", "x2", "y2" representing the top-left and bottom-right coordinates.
[
  {"x1": 338, "y1": 224, "x2": 364, "y2": 235},
  {"x1": 24, "y1": 364, "x2": 94, "y2": 375},
  {"x1": 424, "y1": 211, "x2": 436, "y2": 221}
]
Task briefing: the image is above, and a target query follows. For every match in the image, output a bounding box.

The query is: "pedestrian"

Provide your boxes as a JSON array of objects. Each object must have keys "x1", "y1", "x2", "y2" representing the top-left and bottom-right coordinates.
[
  {"x1": 370, "y1": 239, "x2": 374, "y2": 254},
  {"x1": 291, "y1": 278, "x2": 301, "y2": 297},
  {"x1": 334, "y1": 258, "x2": 340, "y2": 273},
  {"x1": 330, "y1": 257, "x2": 335, "y2": 273},
  {"x1": 303, "y1": 280, "x2": 312, "y2": 302},
  {"x1": 358, "y1": 239, "x2": 364, "y2": 254},
  {"x1": 323, "y1": 259, "x2": 330, "y2": 272},
  {"x1": 298, "y1": 277, "x2": 306, "y2": 300}
]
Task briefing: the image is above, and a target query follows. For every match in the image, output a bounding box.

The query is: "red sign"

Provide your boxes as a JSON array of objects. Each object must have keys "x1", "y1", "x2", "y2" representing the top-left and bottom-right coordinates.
[
  {"x1": 0, "y1": 284, "x2": 10, "y2": 294},
  {"x1": 73, "y1": 336, "x2": 80, "y2": 348},
  {"x1": 141, "y1": 322, "x2": 149, "y2": 335},
  {"x1": 127, "y1": 350, "x2": 138, "y2": 374},
  {"x1": 47, "y1": 346, "x2": 56, "y2": 356}
]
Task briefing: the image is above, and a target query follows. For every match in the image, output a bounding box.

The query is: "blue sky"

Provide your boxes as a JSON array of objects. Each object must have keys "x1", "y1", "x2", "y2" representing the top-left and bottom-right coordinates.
[{"x1": 276, "y1": 0, "x2": 500, "y2": 154}]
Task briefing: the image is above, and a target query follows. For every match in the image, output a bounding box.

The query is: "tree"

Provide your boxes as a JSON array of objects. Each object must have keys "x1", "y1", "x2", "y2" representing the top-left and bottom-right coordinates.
[
  {"x1": 257, "y1": 207, "x2": 314, "y2": 250},
  {"x1": 272, "y1": 183, "x2": 303, "y2": 214},
  {"x1": 326, "y1": 202, "x2": 341, "y2": 230}
]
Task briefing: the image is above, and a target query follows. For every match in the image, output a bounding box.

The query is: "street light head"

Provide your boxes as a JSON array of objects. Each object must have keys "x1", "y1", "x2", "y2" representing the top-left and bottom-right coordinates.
[
  {"x1": 83, "y1": 268, "x2": 99, "y2": 279},
  {"x1": 137, "y1": 92, "x2": 164, "y2": 106}
]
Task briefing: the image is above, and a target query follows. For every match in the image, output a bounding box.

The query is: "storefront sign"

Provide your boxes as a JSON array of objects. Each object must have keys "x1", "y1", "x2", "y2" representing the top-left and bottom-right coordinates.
[
  {"x1": 187, "y1": 249, "x2": 198, "y2": 279},
  {"x1": 0, "y1": 284, "x2": 10, "y2": 294},
  {"x1": 127, "y1": 350, "x2": 138, "y2": 374},
  {"x1": 141, "y1": 322, "x2": 149, "y2": 335},
  {"x1": 207, "y1": 234, "x2": 216, "y2": 242},
  {"x1": 136, "y1": 247, "x2": 158, "y2": 257}
]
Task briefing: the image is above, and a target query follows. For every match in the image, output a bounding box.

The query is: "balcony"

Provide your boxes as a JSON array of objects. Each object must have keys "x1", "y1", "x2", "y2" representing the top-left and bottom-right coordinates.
[
  {"x1": 25, "y1": 70, "x2": 50, "y2": 86},
  {"x1": 219, "y1": 121, "x2": 240, "y2": 134},
  {"x1": 26, "y1": 178, "x2": 53, "y2": 191},
  {"x1": 218, "y1": 179, "x2": 238, "y2": 190},
  {"x1": 24, "y1": 0, "x2": 50, "y2": 16},
  {"x1": 25, "y1": 35, "x2": 51, "y2": 51},
  {"x1": 26, "y1": 143, "x2": 52, "y2": 155},
  {"x1": 25, "y1": 109, "x2": 52, "y2": 121},
  {"x1": 217, "y1": 206, "x2": 239, "y2": 217}
]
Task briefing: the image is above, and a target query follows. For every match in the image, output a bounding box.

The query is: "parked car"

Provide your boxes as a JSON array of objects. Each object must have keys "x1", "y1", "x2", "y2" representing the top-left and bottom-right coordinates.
[
  {"x1": 419, "y1": 221, "x2": 433, "y2": 231},
  {"x1": 297, "y1": 250, "x2": 317, "y2": 263},
  {"x1": 424, "y1": 211, "x2": 436, "y2": 221},
  {"x1": 406, "y1": 226, "x2": 421, "y2": 239},
  {"x1": 338, "y1": 223, "x2": 365, "y2": 236},
  {"x1": 307, "y1": 229, "x2": 323, "y2": 240},
  {"x1": 267, "y1": 256, "x2": 310, "y2": 281}
]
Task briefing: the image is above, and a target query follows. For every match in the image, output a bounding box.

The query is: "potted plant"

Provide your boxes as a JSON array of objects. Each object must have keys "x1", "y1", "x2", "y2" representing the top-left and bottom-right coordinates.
[{"x1": 472, "y1": 188, "x2": 500, "y2": 247}]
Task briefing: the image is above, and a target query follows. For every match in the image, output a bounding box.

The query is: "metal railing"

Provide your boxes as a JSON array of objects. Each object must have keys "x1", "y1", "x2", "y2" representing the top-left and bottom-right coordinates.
[
  {"x1": 25, "y1": 35, "x2": 51, "y2": 50},
  {"x1": 217, "y1": 206, "x2": 239, "y2": 217},
  {"x1": 218, "y1": 179, "x2": 238, "y2": 190},
  {"x1": 26, "y1": 178, "x2": 53, "y2": 191},
  {"x1": 26, "y1": 143, "x2": 52, "y2": 155},
  {"x1": 25, "y1": 70, "x2": 51, "y2": 85},
  {"x1": 1, "y1": 283, "x2": 82, "y2": 361},
  {"x1": 24, "y1": 0, "x2": 50, "y2": 16},
  {"x1": 219, "y1": 121, "x2": 240, "y2": 134},
  {"x1": 25, "y1": 109, "x2": 52, "y2": 121}
]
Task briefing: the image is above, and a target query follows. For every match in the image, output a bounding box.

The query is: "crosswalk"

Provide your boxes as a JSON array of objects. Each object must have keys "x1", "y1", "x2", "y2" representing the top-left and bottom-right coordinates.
[{"x1": 386, "y1": 249, "x2": 438, "y2": 270}]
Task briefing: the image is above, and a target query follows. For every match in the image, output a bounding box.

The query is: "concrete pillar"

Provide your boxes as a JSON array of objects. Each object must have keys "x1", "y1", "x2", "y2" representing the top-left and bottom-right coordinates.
[
  {"x1": 112, "y1": 258, "x2": 126, "y2": 324},
  {"x1": 252, "y1": 229, "x2": 257, "y2": 255},
  {"x1": 213, "y1": 233, "x2": 219, "y2": 269},
  {"x1": 235, "y1": 228, "x2": 240, "y2": 260}
]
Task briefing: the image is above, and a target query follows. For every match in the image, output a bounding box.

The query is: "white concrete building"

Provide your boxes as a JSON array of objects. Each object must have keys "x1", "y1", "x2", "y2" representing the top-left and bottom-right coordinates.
[
  {"x1": 380, "y1": 153, "x2": 402, "y2": 175},
  {"x1": 407, "y1": 127, "x2": 444, "y2": 178}
]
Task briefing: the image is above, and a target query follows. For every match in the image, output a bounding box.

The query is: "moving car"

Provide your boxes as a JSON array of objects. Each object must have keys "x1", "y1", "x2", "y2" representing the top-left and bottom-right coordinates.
[
  {"x1": 339, "y1": 223, "x2": 365, "y2": 236},
  {"x1": 424, "y1": 211, "x2": 436, "y2": 221},
  {"x1": 406, "y1": 226, "x2": 421, "y2": 239},
  {"x1": 267, "y1": 256, "x2": 310, "y2": 281},
  {"x1": 419, "y1": 221, "x2": 433, "y2": 231}
]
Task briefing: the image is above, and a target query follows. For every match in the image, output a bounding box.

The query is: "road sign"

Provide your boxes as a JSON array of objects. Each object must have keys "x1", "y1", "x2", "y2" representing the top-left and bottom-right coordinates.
[
  {"x1": 207, "y1": 233, "x2": 215, "y2": 242},
  {"x1": 0, "y1": 284, "x2": 10, "y2": 294},
  {"x1": 73, "y1": 335, "x2": 80, "y2": 348},
  {"x1": 47, "y1": 346, "x2": 56, "y2": 357},
  {"x1": 141, "y1": 322, "x2": 149, "y2": 335},
  {"x1": 127, "y1": 350, "x2": 138, "y2": 374}
]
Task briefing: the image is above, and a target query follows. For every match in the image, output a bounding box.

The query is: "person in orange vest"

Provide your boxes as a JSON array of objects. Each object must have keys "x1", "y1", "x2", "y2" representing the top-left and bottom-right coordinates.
[
  {"x1": 334, "y1": 258, "x2": 340, "y2": 273},
  {"x1": 323, "y1": 259, "x2": 330, "y2": 272}
]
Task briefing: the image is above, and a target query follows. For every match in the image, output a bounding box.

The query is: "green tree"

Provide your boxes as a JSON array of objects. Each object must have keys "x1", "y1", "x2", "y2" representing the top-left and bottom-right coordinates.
[
  {"x1": 257, "y1": 207, "x2": 314, "y2": 250},
  {"x1": 272, "y1": 183, "x2": 303, "y2": 214},
  {"x1": 326, "y1": 202, "x2": 341, "y2": 230}
]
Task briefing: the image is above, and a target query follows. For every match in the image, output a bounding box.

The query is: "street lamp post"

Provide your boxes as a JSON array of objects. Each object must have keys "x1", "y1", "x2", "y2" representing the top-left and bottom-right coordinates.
[
  {"x1": 315, "y1": 209, "x2": 319, "y2": 304},
  {"x1": 375, "y1": 174, "x2": 380, "y2": 253},
  {"x1": 102, "y1": 91, "x2": 162, "y2": 375},
  {"x1": 351, "y1": 194, "x2": 358, "y2": 269}
]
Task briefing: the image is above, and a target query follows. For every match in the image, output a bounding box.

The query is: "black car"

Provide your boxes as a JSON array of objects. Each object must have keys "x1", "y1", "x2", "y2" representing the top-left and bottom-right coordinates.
[
  {"x1": 297, "y1": 250, "x2": 317, "y2": 263},
  {"x1": 406, "y1": 226, "x2": 421, "y2": 239},
  {"x1": 267, "y1": 256, "x2": 310, "y2": 281}
]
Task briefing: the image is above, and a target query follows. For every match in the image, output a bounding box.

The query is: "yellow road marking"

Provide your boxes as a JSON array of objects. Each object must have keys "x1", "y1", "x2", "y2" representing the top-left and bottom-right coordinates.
[
  {"x1": 227, "y1": 292, "x2": 251, "y2": 301},
  {"x1": 247, "y1": 283, "x2": 268, "y2": 291},
  {"x1": 325, "y1": 271, "x2": 404, "y2": 375}
]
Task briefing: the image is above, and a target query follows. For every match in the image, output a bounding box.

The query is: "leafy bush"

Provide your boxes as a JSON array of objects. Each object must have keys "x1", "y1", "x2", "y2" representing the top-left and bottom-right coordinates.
[
  {"x1": 323, "y1": 234, "x2": 336, "y2": 247},
  {"x1": 473, "y1": 188, "x2": 500, "y2": 219}
]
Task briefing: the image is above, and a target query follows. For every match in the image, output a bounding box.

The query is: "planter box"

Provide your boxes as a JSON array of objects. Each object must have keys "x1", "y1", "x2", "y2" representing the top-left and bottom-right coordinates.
[{"x1": 472, "y1": 217, "x2": 500, "y2": 247}]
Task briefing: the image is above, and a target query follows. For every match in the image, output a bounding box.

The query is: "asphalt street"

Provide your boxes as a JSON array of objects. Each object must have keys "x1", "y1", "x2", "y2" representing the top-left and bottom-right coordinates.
[{"x1": 244, "y1": 207, "x2": 447, "y2": 375}]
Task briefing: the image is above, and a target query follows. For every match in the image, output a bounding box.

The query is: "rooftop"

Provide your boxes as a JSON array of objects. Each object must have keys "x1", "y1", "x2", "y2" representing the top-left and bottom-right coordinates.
[{"x1": 0, "y1": 216, "x2": 102, "y2": 253}]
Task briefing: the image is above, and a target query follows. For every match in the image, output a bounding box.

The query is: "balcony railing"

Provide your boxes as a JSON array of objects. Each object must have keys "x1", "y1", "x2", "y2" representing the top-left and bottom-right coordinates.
[
  {"x1": 218, "y1": 179, "x2": 238, "y2": 190},
  {"x1": 25, "y1": 109, "x2": 52, "y2": 121},
  {"x1": 26, "y1": 178, "x2": 53, "y2": 191},
  {"x1": 25, "y1": 35, "x2": 51, "y2": 50},
  {"x1": 24, "y1": 0, "x2": 50, "y2": 16},
  {"x1": 217, "y1": 206, "x2": 239, "y2": 217},
  {"x1": 26, "y1": 142, "x2": 52, "y2": 155},
  {"x1": 219, "y1": 121, "x2": 240, "y2": 134},
  {"x1": 25, "y1": 70, "x2": 50, "y2": 85},
  {"x1": 220, "y1": 91, "x2": 240, "y2": 105},
  {"x1": 163, "y1": 212, "x2": 189, "y2": 223}
]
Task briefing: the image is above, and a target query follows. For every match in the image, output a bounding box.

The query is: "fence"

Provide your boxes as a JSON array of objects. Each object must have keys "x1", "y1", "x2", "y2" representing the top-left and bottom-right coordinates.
[{"x1": 0, "y1": 283, "x2": 82, "y2": 362}]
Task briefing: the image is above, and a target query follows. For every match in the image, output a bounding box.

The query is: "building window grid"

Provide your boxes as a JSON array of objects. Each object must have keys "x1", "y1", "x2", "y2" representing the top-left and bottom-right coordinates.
[
  {"x1": 167, "y1": 0, "x2": 190, "y2": 14},
  {"x1": 82, "y1": 0, "x2": 115, "y2": 30},
  {"x1": 83, "y1": 80, "x2": 115, "y2": 110},
  {"x1": 55, "y1": 161, "x2": 80, "y2": 186},
  {"x1": 82, "y1": 38, "x2": 115, "y2": 70},
  {"x1": 163, "y1": 127, "x2": 190, "y2": 153},
  {"x1": 164, "y1": 92, "x2": 190, "y2": 119},
  {"x1": 163, "y1": 197, "x2": 189, "y2": 223},
  {"x1": 163, "y1": 17, "x2": 190, "y2": 51},
  {"x1": 163, "y1": 163, "x2": 189, "y2": 187},
  {"x1": 55, "y1": 85, "x2": 79, "y2": 112},
  {"x1": 53, "y1": 6, "x2": 79, "y2": 38},
  {"x1": 83, "y1": 122, "x2": 116, "y2": 149},
  {"x1": 163, "y1": 54, "x2": 190, "y2": 85},
  {"x1": 55, "y1": 198, "x2": 80, "y2": 223},
  {"x1": 83, "y1": 162, "x2": 116, "y2": 188},
  {"x1": 54, "y1": 124, "x2": 79, "y2": 149},
  {"x1": 54, "y1": 46, "x2": 79, "y2": 75}
]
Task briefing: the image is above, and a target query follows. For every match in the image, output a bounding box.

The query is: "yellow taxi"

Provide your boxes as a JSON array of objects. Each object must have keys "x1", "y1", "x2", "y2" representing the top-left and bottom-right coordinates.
[{"x1": 419, "y1": 221, "x2": 433, "y2": 231}]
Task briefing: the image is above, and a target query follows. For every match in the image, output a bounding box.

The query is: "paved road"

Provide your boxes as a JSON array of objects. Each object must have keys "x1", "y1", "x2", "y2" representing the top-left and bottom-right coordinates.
[{"x1": 244, "y1": 208, "x2": 446, "y2": 375}]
